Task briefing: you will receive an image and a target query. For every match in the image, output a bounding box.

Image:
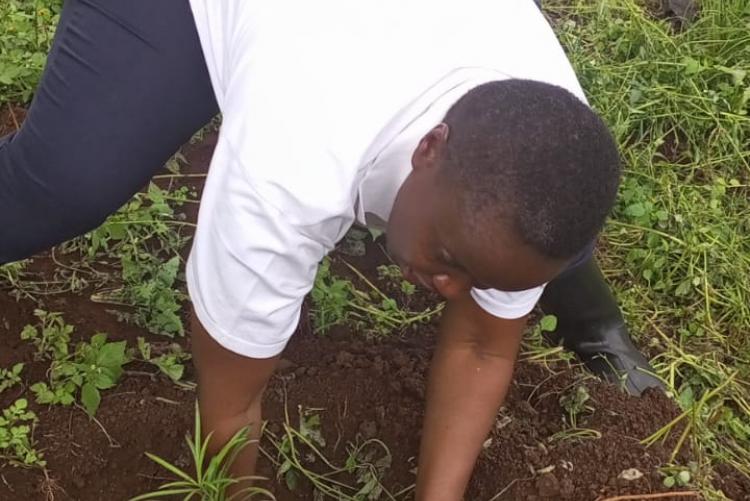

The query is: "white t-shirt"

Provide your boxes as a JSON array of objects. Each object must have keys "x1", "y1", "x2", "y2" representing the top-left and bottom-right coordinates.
[{"x1": 186, "y1": 0, "x2": 588, "y2": 358}]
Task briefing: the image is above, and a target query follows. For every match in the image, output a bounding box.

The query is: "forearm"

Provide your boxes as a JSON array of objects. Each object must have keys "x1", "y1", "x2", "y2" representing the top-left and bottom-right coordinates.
[{"x1": 416, "y1": 296, "x2": 523, "y2": 501}]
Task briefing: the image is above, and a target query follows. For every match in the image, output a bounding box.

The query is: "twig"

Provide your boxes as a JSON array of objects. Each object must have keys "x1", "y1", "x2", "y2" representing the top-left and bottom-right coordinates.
[
  {"x1": 487, "y1": 476, "x2": 534, "y2": 501},
  {"x1": 152, "y1": 173, "x2": 207, "y2": 180},
  {"x1": 596, "y1": 490, "x2": 701, "y2": 501},
  {"x1": 154, "y1": 396, "x2": 181, "y2": 405},
  {"x1": 124, "y1": 370, "x2": 158, "y2": 379},
  {"x1": 6, "y1": 103, "x2": 20, "y2": 130}
]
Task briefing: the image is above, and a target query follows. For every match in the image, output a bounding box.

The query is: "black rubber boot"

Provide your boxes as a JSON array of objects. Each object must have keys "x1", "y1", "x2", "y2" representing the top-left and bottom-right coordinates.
[{"x1": 540, "y1": 258, "x2": 665, "y2": 396}]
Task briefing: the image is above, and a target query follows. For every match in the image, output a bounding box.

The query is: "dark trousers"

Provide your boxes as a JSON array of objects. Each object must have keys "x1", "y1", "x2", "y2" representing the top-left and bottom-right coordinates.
[{"x1": 0, "y1": 0, "x2": 218, "y2": 263}]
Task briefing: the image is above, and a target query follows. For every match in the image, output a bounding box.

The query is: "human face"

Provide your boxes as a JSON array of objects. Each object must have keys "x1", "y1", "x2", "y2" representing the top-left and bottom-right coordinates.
[{"x1": 386, "y1": 125, "x2": 568, "y2": 300}]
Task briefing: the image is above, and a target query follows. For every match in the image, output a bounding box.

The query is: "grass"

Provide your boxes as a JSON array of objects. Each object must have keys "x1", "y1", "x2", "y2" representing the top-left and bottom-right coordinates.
[
  {"x1": 131, "y1": 402, "x2": 274, "y2": 501},
  {"x1": 546, "y1": 0, "x2": 750, "y2": 495}
]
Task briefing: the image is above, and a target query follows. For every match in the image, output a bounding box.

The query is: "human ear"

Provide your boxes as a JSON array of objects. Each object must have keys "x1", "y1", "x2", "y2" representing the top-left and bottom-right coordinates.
[{"x1": 413, "y1": 123, "x2": 450, "y2": 171}]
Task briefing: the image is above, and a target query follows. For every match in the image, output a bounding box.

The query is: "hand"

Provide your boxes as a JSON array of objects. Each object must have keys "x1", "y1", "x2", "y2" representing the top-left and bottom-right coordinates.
[{"x1": 415, "y1": 293, "x2": 525, "y2": 501}]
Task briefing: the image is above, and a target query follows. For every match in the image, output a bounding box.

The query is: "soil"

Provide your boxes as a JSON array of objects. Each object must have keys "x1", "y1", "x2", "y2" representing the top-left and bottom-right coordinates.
[
  {"x1": 0, "y1": 128, "x2": 742, "y2": 501},
  {"x1": 0, "y1": 104, "x2": 26, "y2": 137}
]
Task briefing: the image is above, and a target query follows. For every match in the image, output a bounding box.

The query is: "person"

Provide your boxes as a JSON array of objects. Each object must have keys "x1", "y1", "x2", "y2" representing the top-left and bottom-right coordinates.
[{"x1": 0, "y1": 0, "x2": 664, "y2": 498}]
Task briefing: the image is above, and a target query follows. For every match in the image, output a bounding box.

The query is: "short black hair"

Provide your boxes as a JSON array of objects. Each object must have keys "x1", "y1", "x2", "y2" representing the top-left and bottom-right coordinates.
[{"x1": 441, "y1": 79, "x2": 620, "y2": 259}]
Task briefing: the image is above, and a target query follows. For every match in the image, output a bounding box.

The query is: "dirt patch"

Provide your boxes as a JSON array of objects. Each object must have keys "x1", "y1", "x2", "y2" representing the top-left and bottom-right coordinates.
[
  {"x1": 0, "y1": 128, "x2": 734, "y2": 501},
  {"x1": 714, "y1": 464, "x2": 750, "y2": 501},
  {"x1": 260, "y1": 326, "x2": 692, "y2": 501},
  {"x1": 643, "y1": 0, "x2": 698, "y2": 30},
  {"x1": 0, "y1": 299, "x2": 695, "y2": 501},
  {"x1": 0, "y1": 104, "x2": 25, "y2": 137}
]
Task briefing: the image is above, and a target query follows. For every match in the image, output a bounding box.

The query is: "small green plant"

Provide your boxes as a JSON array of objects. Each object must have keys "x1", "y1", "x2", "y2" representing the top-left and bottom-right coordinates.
[
  {"x1": 549, "y1": 383, "x2": 601, "y2": 443},
  {"x1": 662, "y1": 467, "x2": 693, "y2": 489},
  {"x1": 0, "y1": 260, "x2": 29, "y2": 291},
  {"x1": 559, "y1": 384, "x2": 594, "y2": 429},
  {"x1": 115, "y1": 254, "x2": 186, "y2": 337},
  {"x1": 520, "y1": 314, "x2": 575, "y2": 368},
  {"x1": 343, "y1": 440, "x2": 393, "y2": 500},
  {"x1": 311, "y1": 258, "x2": 442, "y2": 338},
  {"x1": 69, "y1": 183, "x2": 192, "y2": 337},
  {"x1": 311, "y1": 258, "x2": 355, "y2": 334},
  {"x1": 137, "y1": 337, "x2": 190, "y2": 382},
  {"x1": 276, "y1": 407, "x2": 327, "y2": 491},
  {"x1": 263, "y1": 404, "x2": 396, "y2": 500},
  {"x1": 0, "y1": 399, "x2": 45, "y2": 468},
  {"x1": 31, "y1": 332, "x2": 128, "y2": 416},
  {"x1": 376, "y1": 265, "x2": 415, "y2": 297},
  {"x1": 345, "y1": 261, "x2": 442, "y2": 337},
  {"x1": 0, "y1": 363, "x2": 24, "y2": 394},
  {"x1": 131, "y1": 402, "x2": 273, "y2": 501},
  {"x1": 20, "y1": 309, "x2": 73, "y2": 361}
]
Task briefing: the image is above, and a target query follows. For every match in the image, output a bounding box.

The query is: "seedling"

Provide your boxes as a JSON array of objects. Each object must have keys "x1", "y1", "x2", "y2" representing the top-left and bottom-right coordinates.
[
  {"x1": 31, "y1": 332, "x2": 128, "y2": 416},
  {"x1": 137, "y1": 337, "x2": 191, "y2": 383},
  {"x1": 0, "y1": 399, "x2": 45, "y2": 468},
  {"x1": 114, "y1": 254, "x2": 186, "y2": 337},
  {"x1": 661, "y1": 466, "x2": 693, "y2": 489},
  {"x1": 0, "y1": 363, "x2": 24, "y2": 394},
  {"x1": 311, "y1": 258, "x2": 355, "y2": 334},
  {"x1": 20, "y1": 309, "x2": 73, "y2": 361},
  {"x1": 559, "y1": 384, "x2": 594, "y2": 429},
  {"x1": 376, "y1": 265, "x2": 416, "y2": 298}
]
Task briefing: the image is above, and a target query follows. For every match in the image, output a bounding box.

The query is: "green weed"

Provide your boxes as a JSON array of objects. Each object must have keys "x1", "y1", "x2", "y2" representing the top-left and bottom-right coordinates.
[
  {"x1": 74, "y1": 182, "x2": 193, "y2": 337},
  {"x1": 0, "y1": 399, "x2": 44, "y2": 468},
  {"x1": 559, "y1": 384, "x2": 594, "y2": 429},
  {"x1": 131, "y1": 402, "x2": 273, "y2": 501},
  {"x1": 31, "y1": 332, "x2": 128, "y2": 416},
  {"x1": 311, "y1": 258, "x2": 355, "y2": 334},
  {"x1": 0, "y1": 260, "x2": 29, "y2": 296},
  {"x1": 310, "y1": 258, "x2": 442, "y2": 338},
  {"x1": 0, "y1": 0, "x2": 61, "y2": 103},
  {"x1": 20, "y1": 309, "x2": 72, "y2": 361},
  {"x1": 115, "y1": 254, "x2": 186, "y2": 337},
  {"x1": 0, "y1": 363, "x2": 24, "y2": 395},
  {"x1": 519, "y1": 314, "x2": 575, "y2": 368},
  {"x1": 661, "y1": 465, "x2": 694, "y2": 489},
  {"x1": 262, "y1": 404, "x2": 400, "y2": 500},
  {"x1": 136, "y1": 337, "x2": 191, "y2": 383}
]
